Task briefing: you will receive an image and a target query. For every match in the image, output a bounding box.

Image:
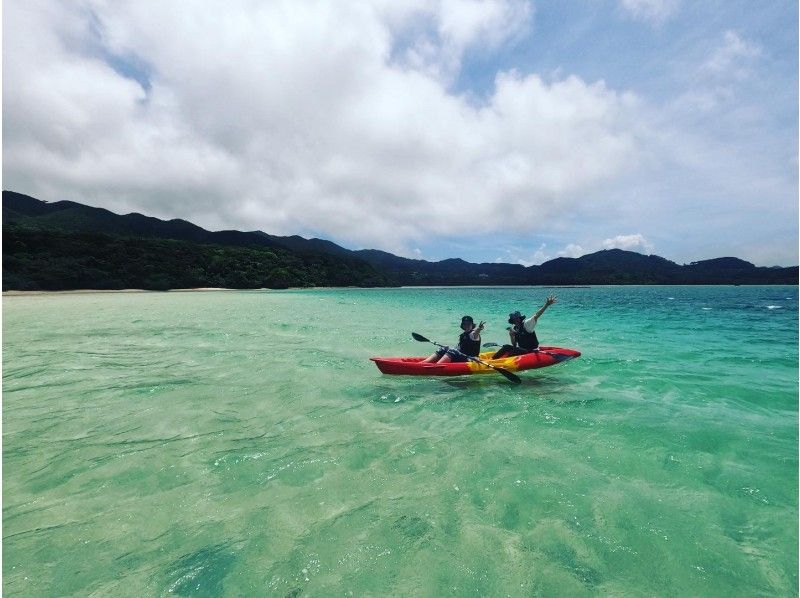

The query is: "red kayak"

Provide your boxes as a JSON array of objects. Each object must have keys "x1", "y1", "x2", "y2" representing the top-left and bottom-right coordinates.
[{"x1": 370, "y1": 347, "x2": 581, "y2": 377}]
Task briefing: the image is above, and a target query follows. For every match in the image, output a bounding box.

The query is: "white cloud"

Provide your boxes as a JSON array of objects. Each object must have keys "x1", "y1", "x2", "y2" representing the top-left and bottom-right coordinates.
[
  {"x1": 601, "y1": 234, "x2": 654, "y2": 253},
  {"x1": 702, "y1": 30, "x2": 762, "y2": 80},
  {"x1": 500, "y1": 241, "x2": 590, "y2": 265},
  {"x1": 497, "y1": 242, "x2": 548, "y2": 266},
  {"x1": 3, "y1": 0, "x2": 642, "y2": 255},
  {"x1": 673, "y1": 31, "x2": 763, "y2": 114},
  {"x1": 386, "y1": 0, "x2": 533, "y2": 81},
  {"x1": 558, "y1": 243, "x2": 584, "y2": 258},
  {"x1": 619, "y1": 0, "x2": 680, "y2": 26}
]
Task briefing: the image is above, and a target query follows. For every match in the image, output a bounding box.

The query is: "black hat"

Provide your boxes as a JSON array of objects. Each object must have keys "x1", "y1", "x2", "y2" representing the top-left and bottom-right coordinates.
[
  {"x1": 508, "y1": 311, "x2": 525, "y2": 324},
  {"x1": 460, "y1": 315, "x2": 474, "y2": 327}
]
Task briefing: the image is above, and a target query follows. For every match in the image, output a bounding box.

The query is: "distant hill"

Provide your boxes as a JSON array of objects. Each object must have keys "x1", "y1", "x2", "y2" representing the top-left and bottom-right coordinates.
[
  {"x1": 347, "y1": 248, "x2": 795, "y2": 286},
  {"x1": 3, "y1": 191, "x2": 390, "y2": 290},
  {"x1": 3, "y1": 190, "x2": 797, "y2": 290}
]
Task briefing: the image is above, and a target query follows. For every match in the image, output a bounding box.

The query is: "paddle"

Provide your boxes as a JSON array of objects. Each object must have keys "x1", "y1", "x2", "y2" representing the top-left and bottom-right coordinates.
[{"x1": 411, "y1": 332, "x2": 521, "y2": 384}]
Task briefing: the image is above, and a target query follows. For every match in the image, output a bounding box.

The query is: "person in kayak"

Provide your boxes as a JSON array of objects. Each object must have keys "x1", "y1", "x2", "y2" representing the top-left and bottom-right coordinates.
[
  {"x1": 491, "y1": 295, "x2": 557, "y2": 359},
  {"x1": 422, "y1": 315, "x2": 485, "y2": 363}
]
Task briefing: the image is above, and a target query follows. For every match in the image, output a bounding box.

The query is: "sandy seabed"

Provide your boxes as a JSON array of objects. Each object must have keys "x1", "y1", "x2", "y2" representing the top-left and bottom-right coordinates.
[{"x1": 2, "y1": 288, "x2": 233, "y2": 296}]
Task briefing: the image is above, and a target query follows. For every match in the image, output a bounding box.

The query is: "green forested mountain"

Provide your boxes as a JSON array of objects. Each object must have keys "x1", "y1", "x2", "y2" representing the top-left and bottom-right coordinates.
[
  {"x1": 3, "y1": 190, "x2": 797, "y2": 290},
  {"x1": 3, "y1": 192, "x2": 389, "y2": 290}
]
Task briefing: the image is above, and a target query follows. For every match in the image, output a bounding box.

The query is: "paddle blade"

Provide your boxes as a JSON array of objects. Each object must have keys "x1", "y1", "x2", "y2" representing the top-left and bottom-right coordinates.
[
  {"x1": 496, "y1": 367, "x2": 522, "y2": 384},
  {"x1": 412, "y1": 332, "x2": 430, "y2": 343},
  {"x1": 467, "y1": 354, "x2": 522, "y2": 384}
]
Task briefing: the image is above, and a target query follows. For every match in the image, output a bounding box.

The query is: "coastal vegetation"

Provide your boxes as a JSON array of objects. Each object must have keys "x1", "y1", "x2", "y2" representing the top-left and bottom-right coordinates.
[{"x1": 2, "y1": 226, "x2": 389, "y2": 291}]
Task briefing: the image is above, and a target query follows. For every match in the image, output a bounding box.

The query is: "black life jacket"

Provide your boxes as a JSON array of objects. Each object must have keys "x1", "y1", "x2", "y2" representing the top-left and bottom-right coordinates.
[
  {"x1": 458, "y1": 329, "x2": 481, "y2": 357},
  {"x1": 514, "y1": 322, "x2": 539, "y2": 351}
]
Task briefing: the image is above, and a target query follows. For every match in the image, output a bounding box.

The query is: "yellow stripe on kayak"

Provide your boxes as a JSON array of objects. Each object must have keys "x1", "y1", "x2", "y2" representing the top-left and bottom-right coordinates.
[{"x1": 465, "y1": 352, "x2": 522, "y2": 373}]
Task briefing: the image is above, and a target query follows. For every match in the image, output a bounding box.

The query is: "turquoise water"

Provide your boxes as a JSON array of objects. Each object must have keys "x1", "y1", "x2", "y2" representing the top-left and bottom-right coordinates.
[{"x1": 3, "y1": 286, "x2": 798, "y2": 596}]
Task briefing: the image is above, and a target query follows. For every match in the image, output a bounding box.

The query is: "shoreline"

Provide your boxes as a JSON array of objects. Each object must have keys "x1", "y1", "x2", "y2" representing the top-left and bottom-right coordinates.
[{"x1": 2, "y1": 283, "x2": 792, "y2": 297}]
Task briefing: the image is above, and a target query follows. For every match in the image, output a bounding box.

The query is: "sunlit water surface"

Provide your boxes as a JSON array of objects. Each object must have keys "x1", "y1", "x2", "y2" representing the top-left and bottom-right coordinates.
[{"x1": 3, "y1": 286, "x2": 797, "y2": 596}]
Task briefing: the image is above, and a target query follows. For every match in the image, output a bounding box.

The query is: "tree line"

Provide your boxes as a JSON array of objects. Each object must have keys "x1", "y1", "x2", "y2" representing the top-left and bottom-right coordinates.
[{"x1": 3, "y1": 226, "x2": 390, "y2": 291}]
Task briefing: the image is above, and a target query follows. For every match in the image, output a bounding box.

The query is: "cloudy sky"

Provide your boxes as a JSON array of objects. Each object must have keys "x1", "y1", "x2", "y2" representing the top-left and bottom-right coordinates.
[{"x1": 4, "y1": 0, "x2": 798, "y2": 266}]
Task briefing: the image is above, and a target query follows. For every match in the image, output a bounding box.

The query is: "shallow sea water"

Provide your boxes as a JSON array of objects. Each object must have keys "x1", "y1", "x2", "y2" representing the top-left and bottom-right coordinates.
[{"x1": 3, "y1": 286, "x2": 798, "y2": 596}]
